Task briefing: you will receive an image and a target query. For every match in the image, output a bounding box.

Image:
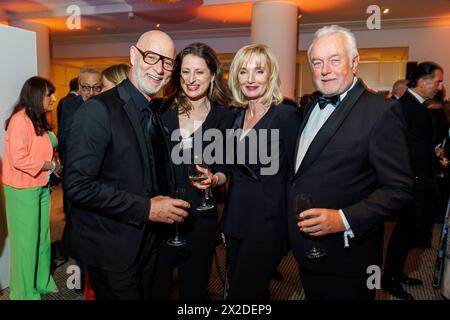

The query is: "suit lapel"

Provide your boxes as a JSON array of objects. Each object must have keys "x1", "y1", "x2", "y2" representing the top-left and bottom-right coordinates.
[
  {"x1": 294, "y1": 80, "x2": 366, "y2": 179},
  {"x1": 118, "y1": 84, "x2": 151, "y2": 178},
  {"x1": 231, "y1": 108, "x2": 259, "y2": 181}
]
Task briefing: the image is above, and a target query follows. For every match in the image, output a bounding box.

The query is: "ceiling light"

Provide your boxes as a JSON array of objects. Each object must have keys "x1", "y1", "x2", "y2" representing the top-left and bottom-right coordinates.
[
  {"x1": 298, "y1": 13, "x2": 302, "y2": 19},
  {"x1": 156, "y1": 23, "x2": 161, "y2": 28},
  {"x1": 383, "y1": 8, "x2": 390, "y2": 14}
]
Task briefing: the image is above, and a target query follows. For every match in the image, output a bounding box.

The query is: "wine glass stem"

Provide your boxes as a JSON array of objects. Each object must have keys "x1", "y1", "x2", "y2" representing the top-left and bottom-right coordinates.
[
  {"x1": 201, "y1": 189, "x2": 207, "y2": 206},
  {"x1": 174, "y1": 224, "x2": 180, "y2": 241}
]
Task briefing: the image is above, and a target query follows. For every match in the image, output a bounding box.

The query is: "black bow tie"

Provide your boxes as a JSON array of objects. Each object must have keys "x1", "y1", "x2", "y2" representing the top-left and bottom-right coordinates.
[{"x1": 318, "y1": 95, "x2": 340, "y2": 109}]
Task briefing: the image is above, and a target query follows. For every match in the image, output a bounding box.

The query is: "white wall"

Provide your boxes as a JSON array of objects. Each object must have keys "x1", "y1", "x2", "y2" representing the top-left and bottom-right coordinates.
[
  {"x1": 52, "y1": 36, "x2": 250, "y2": 59},
  {"x1": 0, "y1": 24, "x2": 38, "y2": 290}
]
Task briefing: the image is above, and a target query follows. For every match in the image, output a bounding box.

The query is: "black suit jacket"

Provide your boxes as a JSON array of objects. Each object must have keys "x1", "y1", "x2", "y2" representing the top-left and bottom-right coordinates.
[
  {"x1": 57, "y1": 92, "x2": 78, "y2": 125},
  {"x1": 221, "y1": 103, "x2": 301, "y2": 243},
  {"x1": 57, "y1": 95, "x2": 84, "y2": 164},
  {"x1": 61, "y1": 80, "x2": 174, "y2": 272},
  {"x1": 288, "y1": 80, "x2": 414, "y2": 276},
  {"x1": 393, "y1": 90, "x2": 436, "y2": 244}
]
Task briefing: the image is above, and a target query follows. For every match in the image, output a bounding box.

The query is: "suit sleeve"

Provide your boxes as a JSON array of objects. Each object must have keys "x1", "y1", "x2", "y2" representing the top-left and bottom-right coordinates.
[
  {"x1": 57, "y1": 99, "x2": 72, "y2": 161},
  {"x1": 343, "y1": 105, "x2": 414, "y2": 238},
  {"x1": 63, "y1": 99, "x2": 149, "y2": 226}
]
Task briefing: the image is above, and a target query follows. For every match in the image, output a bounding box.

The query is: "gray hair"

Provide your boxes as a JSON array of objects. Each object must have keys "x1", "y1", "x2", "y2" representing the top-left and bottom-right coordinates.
[
  {"x1": 78, "y1": 67, "x2": 101, "y2": 80},
  {"x1": 307, "y1": 25, "x2": 358, "y2": 66}
]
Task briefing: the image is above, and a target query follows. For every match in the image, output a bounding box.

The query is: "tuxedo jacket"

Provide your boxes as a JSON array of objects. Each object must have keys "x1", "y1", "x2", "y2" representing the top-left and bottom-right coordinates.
[
  {"x1": 288, "y1": 80, "x2": 414, "y2": 276},
  {"x1": 396, "y1": 91, "x2": 435, "y2": 184},
  {"x1": 221, "y1": 103, "x2": 301, "y2": 243},
  {"x1": 61, "y1": 80, "x2": 174, "y2": 272},
  {"x1": 57, "y1": 95, "x2": 83, "y2": 164},
  {"x1": 393, "y1": 90, "x2": 436, "y2": 244}
]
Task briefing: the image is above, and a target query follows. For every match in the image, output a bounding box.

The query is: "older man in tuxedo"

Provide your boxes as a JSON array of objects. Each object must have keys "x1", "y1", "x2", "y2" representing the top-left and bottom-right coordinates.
[
  {"x1": 288, "y1": 25, "x2": 414, "y2": 300},
  {"x1": 61, "y1": 30, "x2": 190, "y2": 300}
]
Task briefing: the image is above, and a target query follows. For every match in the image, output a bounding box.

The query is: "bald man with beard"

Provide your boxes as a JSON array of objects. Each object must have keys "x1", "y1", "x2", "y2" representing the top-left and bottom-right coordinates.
[{"x1": 61, "y1": 31, "x2": 190, "y2": 300}]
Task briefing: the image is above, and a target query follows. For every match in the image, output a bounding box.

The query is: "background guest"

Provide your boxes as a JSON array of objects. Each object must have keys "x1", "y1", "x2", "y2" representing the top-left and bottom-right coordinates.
[
  {"x1": 101, "y1": 63, "x2": 130, "y2": 92},
  {"x1": 57, "y1": 67, "x2": 102, "y2": 166},
  {"x1": 2, "y1": 76, "x2": 62, "y2": 299},
  {"x1": 427, "y1": 98, "x2": 450, "y2": 224},
  {"x1": 391, "y1": 79, "x2": 409, "y2": 100},
  {"x1": 383, "y1": 61, "x2": 444, "y2": 300},
  {"x1": 56, "y1": 77, "x2": 79, "y2": 125}
]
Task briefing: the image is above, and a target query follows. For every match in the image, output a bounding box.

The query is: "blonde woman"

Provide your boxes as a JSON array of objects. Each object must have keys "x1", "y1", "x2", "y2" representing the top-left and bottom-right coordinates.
[
  {"x1": 221, "y1": 44, "x2": 301, "y2": 299},
  {"x1": 101, "y1": 63, "x2": 130, "y2": 92}
]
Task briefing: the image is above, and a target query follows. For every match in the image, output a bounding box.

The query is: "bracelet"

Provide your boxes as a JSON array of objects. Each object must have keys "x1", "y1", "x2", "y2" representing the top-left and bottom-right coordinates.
[{"x1": 50, "y1": 160, "x2": 56, "y2": 174}]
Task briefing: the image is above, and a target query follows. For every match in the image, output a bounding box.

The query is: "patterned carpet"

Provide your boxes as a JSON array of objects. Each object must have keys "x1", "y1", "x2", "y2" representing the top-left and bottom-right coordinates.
[{"x1": 0, "y1": 185, "x2": 447, "y2": 300}]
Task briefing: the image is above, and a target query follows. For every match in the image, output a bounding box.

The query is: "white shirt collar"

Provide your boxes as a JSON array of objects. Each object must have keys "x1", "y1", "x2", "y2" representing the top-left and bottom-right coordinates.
[
  {"x1": 408, "y1": 88, "x2": 426, "y2": 104},
  {"x1": 338, "y1": 77, "x2": 358, "y2": 102}
]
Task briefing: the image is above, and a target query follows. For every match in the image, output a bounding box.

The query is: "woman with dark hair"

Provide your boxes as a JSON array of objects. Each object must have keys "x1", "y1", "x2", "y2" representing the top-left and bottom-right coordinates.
[
  {"x1": 151, "y1": 42, "x2": 234, "y2": 299},
  {"x1": 2, "y1": 76, "x2": 62, "y2": 299}
]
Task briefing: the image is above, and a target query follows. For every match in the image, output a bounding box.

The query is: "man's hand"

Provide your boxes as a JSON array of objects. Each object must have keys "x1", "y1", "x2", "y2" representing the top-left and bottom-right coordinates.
[
  {"x1": 436, "y1": 147, "x2": 445, "y2": 158},
  {"x1": 149, "y1": 196, "x2": 189, "y2": 224},
  {"x1": 297, "y1": 208, "x2": 345, "y2": 236}
]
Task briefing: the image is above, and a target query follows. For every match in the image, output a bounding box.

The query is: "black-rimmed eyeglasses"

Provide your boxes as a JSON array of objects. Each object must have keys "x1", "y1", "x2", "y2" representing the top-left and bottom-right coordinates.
[
  {"x1": 133, "y1": 46, "x2": 176, "y2": 71},
  {"x1": 79, "y1": 84, "x2": 102, "y2": 93}
]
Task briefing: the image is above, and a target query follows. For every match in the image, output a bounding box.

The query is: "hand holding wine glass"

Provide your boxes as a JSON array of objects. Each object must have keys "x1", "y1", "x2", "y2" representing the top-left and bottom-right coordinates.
[
  {"x1": 293, "y1": 193, "x2": 327, "y2": 261},
  {"x1": 188, "y1": 156, "x2": 215, "y2": 213},
  {"x1": 167, "y1": 187, "x2": 188, "y2": 247}
]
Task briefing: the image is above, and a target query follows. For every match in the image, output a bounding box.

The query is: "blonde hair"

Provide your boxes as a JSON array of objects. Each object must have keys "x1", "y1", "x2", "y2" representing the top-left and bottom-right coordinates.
[
  {"x1": 228, "y1": 44, "x2": 283, "y2": 108},
  {"x1": 102, "y1": 64, "x2": 130, "y2": 85}
]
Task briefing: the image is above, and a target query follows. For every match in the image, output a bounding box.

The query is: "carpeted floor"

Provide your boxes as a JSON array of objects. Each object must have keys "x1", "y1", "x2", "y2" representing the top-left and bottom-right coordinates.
[{"x1": 0, "y1": 185, "x2": 447, "y2": 300}]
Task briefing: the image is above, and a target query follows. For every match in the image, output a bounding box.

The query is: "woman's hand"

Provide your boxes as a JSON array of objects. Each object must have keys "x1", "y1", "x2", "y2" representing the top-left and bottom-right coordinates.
[
  {"x1": 53, "y1": 161, "x2": 63, "y2": 178},
  {"x1": 193, "y1": 165, "x2": 215, "y2": 189}
]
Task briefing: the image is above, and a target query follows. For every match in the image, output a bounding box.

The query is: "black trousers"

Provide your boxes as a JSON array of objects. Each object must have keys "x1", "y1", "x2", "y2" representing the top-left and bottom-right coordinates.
[
  {"x1": 384, "y1": 185, "x2": 433, "y2": 279},
  {"x1": 86, "y1": 225, "x2": 158, "y2": 300},
  {"x1": 225, "y1": 235, "x2": 284, "y2": 300},
  {"x1": 383, "y1": 213, "x2": 418, "y2": 279},
  {"x1": 300, "y1": 268, "x2": 375, "y2": 300},
  {"x1": 150, "y1": 215, "x2": 217, "y2": 300}
]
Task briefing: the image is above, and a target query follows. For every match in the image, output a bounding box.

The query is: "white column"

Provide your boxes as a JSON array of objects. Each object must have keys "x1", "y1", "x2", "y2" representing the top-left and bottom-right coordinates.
[
  {"x1": 9, "y1": 20, "x2": 51, "y2": 79},
  {"x1": 251, "y1": 1, "x2": 298, "y2": 100}
]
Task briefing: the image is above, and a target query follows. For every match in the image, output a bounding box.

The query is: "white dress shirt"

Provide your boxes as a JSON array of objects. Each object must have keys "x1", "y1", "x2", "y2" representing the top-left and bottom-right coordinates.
[{"x1": 294, "y1": 77, "x2": 358, "y2": 247}]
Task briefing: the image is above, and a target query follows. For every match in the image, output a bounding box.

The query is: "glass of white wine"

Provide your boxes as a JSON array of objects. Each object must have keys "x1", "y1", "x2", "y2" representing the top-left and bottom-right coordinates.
[{"x1": 188, "y1": 155, "x2": 214, "y2": 213}]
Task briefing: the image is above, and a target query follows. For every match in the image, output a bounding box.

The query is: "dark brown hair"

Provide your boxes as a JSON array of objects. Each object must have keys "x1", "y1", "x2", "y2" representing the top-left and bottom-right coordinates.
[
  {"x1": 163, "y1": 42, "x2": 231, "y2": 114},
  {"x1": 5, "y1": 76, "x2": 54, "y2": 135}
]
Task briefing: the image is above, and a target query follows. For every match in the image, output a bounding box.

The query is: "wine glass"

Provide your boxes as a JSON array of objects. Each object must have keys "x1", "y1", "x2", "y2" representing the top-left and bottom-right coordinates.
[
  {"x1": 293, "y1": 193, "x2": 326, "y2": 261},
  {"x1": 188, "y1": 156, "x2": 215, "y2": 214},
  {"x1": 167, "y1": 187, "x2": 187, "y2": 247}
]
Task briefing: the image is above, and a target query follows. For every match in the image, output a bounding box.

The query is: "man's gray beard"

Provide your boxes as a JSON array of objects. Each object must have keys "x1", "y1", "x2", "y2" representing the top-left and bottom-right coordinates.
[{"x1": 134, "y1": 67, "x2": 167, "y2": 96}]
